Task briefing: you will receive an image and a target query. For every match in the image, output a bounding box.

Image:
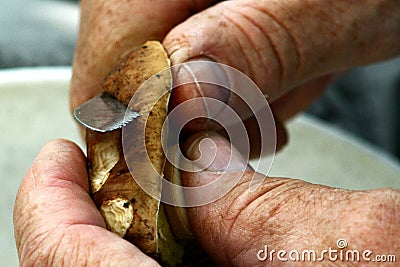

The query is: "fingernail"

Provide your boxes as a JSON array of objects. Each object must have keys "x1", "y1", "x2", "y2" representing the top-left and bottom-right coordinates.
[
  {"x1": 184, "y1": 132, "x2": 248, "y2": 172},
  {"x1": 169, "y1": 57, "x2": 231, "y2": 132},
  {"x1": 181, "y1": 57, "x2": 231, "y2": 103}
]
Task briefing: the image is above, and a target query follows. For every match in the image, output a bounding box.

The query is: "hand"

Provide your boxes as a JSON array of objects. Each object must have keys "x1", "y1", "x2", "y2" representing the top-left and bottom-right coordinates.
[
  {"x1": 70, "y1": 0, "x2": 400, "y2": 121},
  {"x1": 69, "y1": 0, "x2": 400, "y2": 157},
  {"x1": 181, "y1": 132, "x2": 400, "y2": 266},
  {"x1": 13, "y1": 140, "x2": 159, "y2": 266},
  {"x1": 14, "y1": 137, "x2": 400, "y2": 266}
]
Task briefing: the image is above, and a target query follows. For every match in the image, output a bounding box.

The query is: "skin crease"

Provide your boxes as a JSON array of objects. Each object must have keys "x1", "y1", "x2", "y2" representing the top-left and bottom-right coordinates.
[{"x1": 14, "y1": 0, "x2": 400, "y2": 266}]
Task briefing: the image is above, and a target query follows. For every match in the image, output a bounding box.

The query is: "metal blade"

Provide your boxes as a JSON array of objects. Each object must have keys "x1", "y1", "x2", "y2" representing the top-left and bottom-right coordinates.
[{"x1": 73, "y1": 92, "x2": 140, "y2": 132}]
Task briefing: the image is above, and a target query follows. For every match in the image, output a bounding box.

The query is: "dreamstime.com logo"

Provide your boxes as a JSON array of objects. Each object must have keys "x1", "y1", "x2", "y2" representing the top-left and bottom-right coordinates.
[
  {"x1": 256, "y1": 239, "x2": 397, "y2": 263},
  {"x1": 122, "y1": 61, "x2": 277, "y2": 207}
]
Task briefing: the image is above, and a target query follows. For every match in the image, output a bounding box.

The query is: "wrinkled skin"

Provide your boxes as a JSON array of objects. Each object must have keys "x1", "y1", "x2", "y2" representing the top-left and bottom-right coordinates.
[{"x1": 15, "y1": 0, "x2": 400, "y2": 266}]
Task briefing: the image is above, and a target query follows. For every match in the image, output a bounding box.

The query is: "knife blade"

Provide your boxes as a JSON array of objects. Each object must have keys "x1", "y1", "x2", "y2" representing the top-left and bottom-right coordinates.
[{"x1": 73, "y1": 92, "x2": 140, "y2": 132}]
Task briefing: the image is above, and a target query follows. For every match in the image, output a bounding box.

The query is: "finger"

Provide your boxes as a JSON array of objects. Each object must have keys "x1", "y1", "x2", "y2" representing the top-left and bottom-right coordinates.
[
  {"x1": 70, "y1": 0, "x2": 220, "y2": 112},
  {"x1": 167, "y1": 56, "x2": 282, "y2": 158},
  {"x1": 164, "y1": 0, "x2": 400, "y2": 102},
  {"x1": 14, "y1": 139, "x2": 159, "y2": 266},
  {"x1": 181, "y1": 133, "x2": 400, "y2": 266}
]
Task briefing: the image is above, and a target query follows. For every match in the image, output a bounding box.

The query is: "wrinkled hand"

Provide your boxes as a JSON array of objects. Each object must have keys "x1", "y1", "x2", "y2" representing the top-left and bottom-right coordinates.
[
  {"x1": 70, "y1": 0, "x2": 400, "y2": 121},
  {"x1": 182, "y1": 133, "x2": 400, "y2": 266},
  {"x1": 13, "y1": 140, "x2": 159, "y2": 266},
  {"x1": 14, "y1": 138, "x2": 400, "y2": 266}
]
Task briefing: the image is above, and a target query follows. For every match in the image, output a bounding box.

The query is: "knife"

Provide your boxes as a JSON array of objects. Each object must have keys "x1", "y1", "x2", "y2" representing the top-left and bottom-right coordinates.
[{"x1": 73, "y1": 92, "x2": 140, "y2": 132}]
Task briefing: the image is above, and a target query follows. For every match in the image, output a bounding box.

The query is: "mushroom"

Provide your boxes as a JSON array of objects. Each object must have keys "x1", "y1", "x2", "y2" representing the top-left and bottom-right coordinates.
[{"x1": 86, "y1": 41, "x2": 205, "y2": 266}]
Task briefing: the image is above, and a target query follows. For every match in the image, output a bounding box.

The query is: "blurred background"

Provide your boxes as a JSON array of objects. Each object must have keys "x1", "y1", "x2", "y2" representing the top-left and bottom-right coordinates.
[
  {"x1": 0, "y1": 0, "x2": 78, "y2": 67},
  {"x1": 0, "y1": 0, "x2": 399, "y2": 266}
]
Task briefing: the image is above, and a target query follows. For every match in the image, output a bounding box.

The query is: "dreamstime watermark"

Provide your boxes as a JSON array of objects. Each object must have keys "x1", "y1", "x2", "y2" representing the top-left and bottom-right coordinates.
[
  {"x1": 122, "y1": 61, "x2": 277, "y2": 207},
  {"x1": 257, "y1": 239, "x2": 397, "y2": 263}
]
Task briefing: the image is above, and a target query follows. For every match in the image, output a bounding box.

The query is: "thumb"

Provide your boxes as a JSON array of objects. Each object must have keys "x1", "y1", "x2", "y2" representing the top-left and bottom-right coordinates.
[
  {"x1": 181, "y1": 133, "x2": 400, "y2": 266},
  {"x1": 14, "y1": 140, "x2": 159, "y2": 266},
  {"x1": 164, "y1": 0, "x2": 400, "y2": 101}
]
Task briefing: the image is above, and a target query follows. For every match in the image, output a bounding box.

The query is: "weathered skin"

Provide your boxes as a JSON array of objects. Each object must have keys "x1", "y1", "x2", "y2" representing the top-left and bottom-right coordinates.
[{"x1": 182, "y1": 132, "x2": 400, "y2": 266}]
